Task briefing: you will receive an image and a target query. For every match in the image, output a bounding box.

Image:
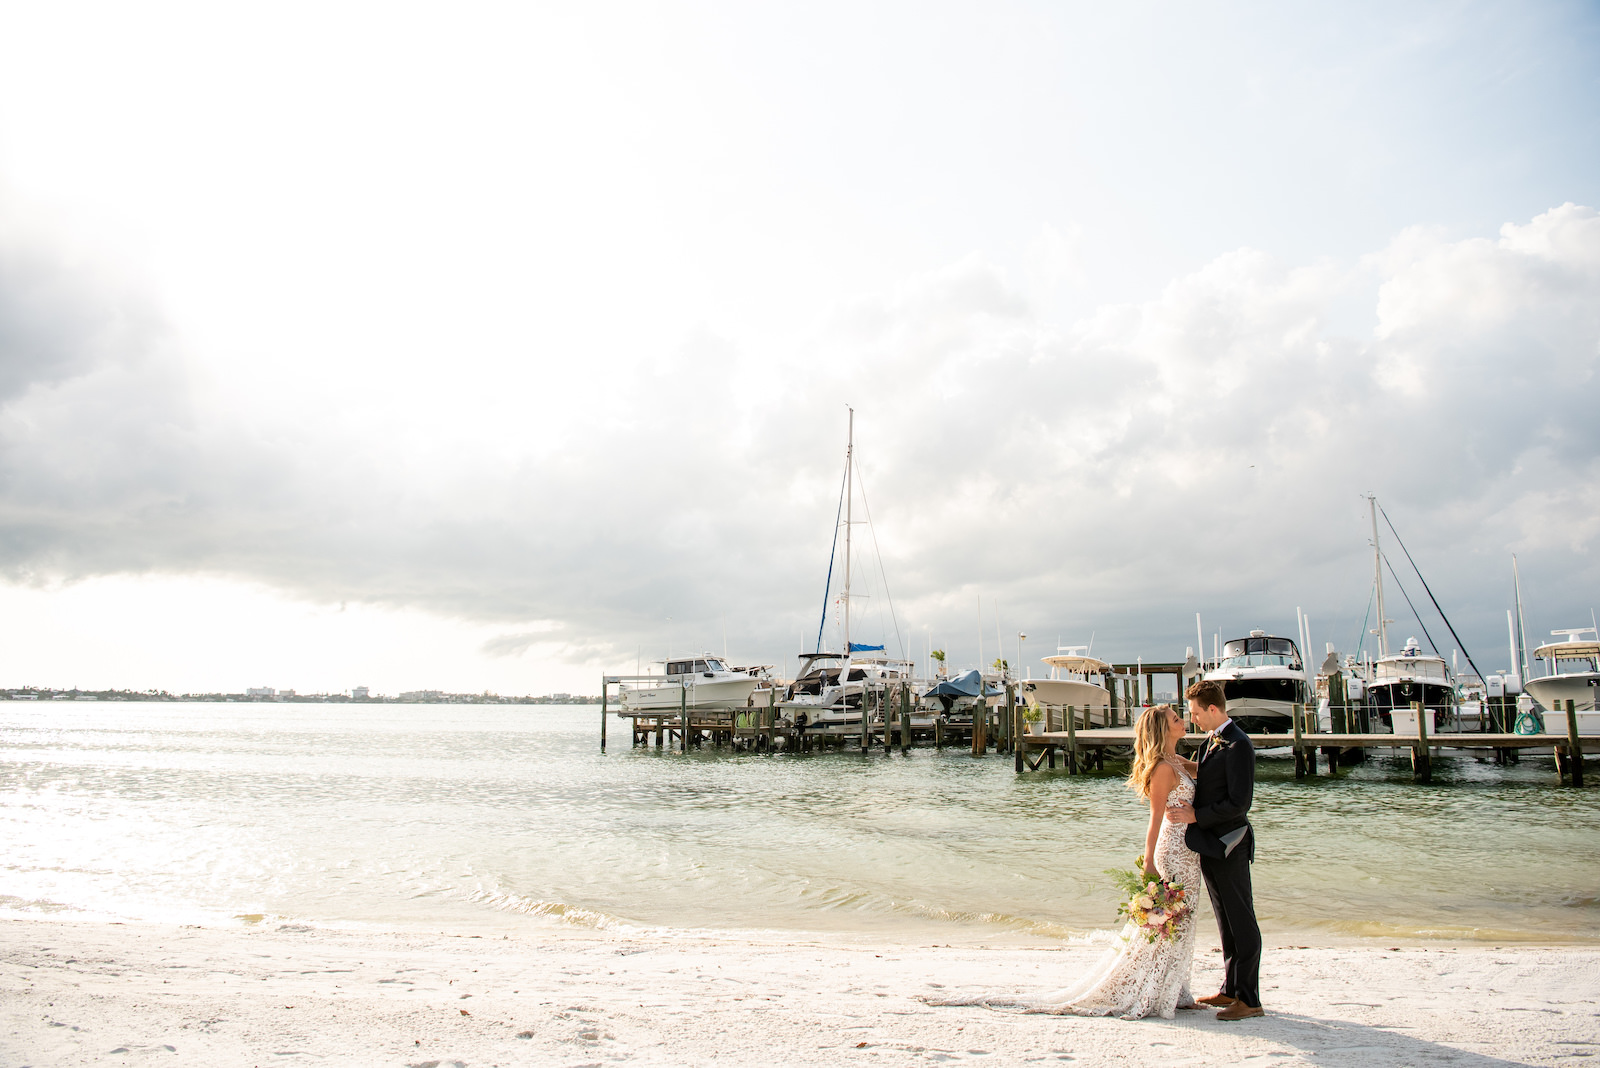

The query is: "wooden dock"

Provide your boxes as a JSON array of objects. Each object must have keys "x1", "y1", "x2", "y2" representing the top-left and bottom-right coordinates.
[
  {"x1": 601, "y1": 676, "x2": 1592, "y2": 786},
  {"x1": 1015, "y1": 698, "x2": 1596, "y2": 785}
]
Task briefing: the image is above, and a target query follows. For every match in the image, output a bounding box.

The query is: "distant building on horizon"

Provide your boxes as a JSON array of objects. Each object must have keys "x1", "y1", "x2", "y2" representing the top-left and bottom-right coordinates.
[
  {"x1": 350, "y1": 686, "x2": 370, "y2": 699},
  {"x1": 246, "y1": 686, "x2": 275, "y2": 698},
  {"x1": 398, "y1": 689, "x2": 444, "y2": 703},
  {"x1": 551, "y1": 693, "x2": 571, "y2": 701}
]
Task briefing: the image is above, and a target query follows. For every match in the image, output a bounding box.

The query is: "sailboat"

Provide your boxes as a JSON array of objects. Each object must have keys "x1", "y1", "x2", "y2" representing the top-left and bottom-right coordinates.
[
  {"x1": 1358, "y1": 496, "x2": 1463, "y2": 735},
  {"x1": 778, "y1": 410, "x2": 915, "y2": 731}
]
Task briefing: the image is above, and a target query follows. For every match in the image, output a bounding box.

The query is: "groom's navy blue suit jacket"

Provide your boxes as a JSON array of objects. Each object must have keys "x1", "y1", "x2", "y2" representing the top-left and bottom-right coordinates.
[{"x1": 1184, "y1": 719, "x2": 1255, "y2": 861}]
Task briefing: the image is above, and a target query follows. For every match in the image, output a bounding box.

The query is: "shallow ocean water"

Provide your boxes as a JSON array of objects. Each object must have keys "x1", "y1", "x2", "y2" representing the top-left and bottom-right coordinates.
[{"x1": 1, "y1": 701, "x2": 1595, "y2": 944}]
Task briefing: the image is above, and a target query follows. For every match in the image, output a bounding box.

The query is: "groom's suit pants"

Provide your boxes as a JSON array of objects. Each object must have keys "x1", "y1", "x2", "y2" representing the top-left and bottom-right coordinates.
[{"x1": 1201, "y1": 842, "x2": 1261, "y2": 1007}]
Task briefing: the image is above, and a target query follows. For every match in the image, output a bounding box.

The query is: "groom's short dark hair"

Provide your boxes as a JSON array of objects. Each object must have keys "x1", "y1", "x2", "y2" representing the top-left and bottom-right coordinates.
[{"x1": 1185, "y1": 679, "x2": 1227, "y2": 712}]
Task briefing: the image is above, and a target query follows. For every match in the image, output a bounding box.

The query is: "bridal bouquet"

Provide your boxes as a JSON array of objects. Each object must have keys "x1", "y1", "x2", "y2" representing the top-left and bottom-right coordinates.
[{"x1": 1108, "y1": 862, "x2": 1192, "y2": 944}]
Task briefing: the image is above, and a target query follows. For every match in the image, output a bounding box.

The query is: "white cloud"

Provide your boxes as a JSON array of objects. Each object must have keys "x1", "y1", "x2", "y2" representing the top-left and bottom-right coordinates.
[{"x1": 1, "y1": 204, "x2": 1596, "y2": 689}]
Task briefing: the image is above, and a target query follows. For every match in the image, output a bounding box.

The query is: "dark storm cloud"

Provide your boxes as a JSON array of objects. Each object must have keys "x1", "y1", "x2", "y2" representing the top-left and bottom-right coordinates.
[{"x1": 1, "y1": 206, "x2": 1596, "y2": 674}]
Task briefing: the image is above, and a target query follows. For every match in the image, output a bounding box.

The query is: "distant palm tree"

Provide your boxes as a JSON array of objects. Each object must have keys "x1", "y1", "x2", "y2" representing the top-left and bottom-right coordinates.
[{"x1": 930, "y1": 649, "x2": 946, "y2": 677}]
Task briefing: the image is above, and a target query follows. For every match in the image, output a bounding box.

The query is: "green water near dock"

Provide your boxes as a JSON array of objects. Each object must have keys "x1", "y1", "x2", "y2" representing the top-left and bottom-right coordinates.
[{"x1": 1, "y1": 702, "x2": 1594, "y2": 944}]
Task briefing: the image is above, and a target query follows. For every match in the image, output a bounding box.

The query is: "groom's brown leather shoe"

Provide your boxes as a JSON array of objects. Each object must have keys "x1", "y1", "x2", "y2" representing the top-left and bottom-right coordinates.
[
  {"x1": 1195, "y1": 993, "x2": 1236, "y2": 1008},
  {"x1": 1216, "y1": 1001, "x2": 1265, "y2": 1020}
]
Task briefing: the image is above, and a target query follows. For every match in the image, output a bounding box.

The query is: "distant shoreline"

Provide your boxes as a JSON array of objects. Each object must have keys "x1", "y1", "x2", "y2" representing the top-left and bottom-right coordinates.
[{"x1": 1, "y1": 689, "x2": 600, "y2": 705}]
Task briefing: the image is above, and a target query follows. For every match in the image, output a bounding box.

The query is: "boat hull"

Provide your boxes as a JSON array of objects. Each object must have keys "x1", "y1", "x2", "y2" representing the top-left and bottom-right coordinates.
[
  {"x1": 1525, "y1": 674, "x2": 1600, "y2": 733},
  {"x1": 618, "y1": 676, "x2": 759, "y2": 712},
  {"x1": 1020, "y1": 678, "x2": 1109, "y2": 709}
]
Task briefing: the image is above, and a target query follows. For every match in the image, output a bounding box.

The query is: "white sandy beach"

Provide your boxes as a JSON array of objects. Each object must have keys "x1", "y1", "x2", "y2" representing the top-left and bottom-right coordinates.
[{"x1": 3, "y1": 919, "x2": 1596, "y2": 1067}]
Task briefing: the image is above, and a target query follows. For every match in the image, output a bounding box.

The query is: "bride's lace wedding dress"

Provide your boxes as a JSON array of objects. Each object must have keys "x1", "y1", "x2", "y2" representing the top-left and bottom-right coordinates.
[{"x1": 930, "y1": 761, "x2": 1202, "y2": 1021}]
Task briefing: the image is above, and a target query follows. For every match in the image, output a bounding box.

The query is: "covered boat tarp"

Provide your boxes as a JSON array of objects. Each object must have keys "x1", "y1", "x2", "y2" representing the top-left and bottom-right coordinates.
[
  {"x1": 848, "y1": 642, "x2": 885, "y2": 652},
  {"x1": 923, "y1": 669, "x2": 1003, "y2": 699}
]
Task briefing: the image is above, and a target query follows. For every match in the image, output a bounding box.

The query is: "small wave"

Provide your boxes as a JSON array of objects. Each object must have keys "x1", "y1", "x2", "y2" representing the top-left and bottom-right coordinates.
[
  {"x1": 464, "y1": 887, "x2": 636, "y2": 931},
  {"x1": 1306, "y1": 915, "x2": 1600, "y2": 945},
  {"x1": 878, "y1": 899, "x2": 1112, "y2": 943}
]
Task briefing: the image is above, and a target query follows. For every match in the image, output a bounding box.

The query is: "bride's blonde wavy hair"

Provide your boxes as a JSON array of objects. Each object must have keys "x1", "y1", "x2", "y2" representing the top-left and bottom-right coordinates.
[{"x1": 1126, "y1": 703, "x2": 1177, "y2": 800}]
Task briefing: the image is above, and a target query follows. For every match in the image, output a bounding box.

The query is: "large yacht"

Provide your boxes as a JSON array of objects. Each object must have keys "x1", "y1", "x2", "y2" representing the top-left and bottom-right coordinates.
[
  {"x1": 1365, "y1": 636, "x2": 1460, "y2": 734},
  {"x1": 1525, "y1": 628, "x2": 1600, "y2": 735},
  {"x1": 616, "y1": 655, "x2": 760, "y2": 712},
  {"x1": 1020, "y1": 647, "x2": 1112, "y2": 725},
  {"x1": 1202, "y1": 630, "x2": 1310, "y2": 733}
]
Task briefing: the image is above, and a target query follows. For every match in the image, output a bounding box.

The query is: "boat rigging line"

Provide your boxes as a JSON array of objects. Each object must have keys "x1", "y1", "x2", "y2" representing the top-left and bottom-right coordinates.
[
  {"x1": 1351, "y1": 583, "x2": 1375, "y2": 660},
  {"x1": 814, "y1": 437, "x2": 849, "y2": 654},
  {"x1": 1381, "y1": 554, "x2": 1443, "y2": 657},
  {"x1": 849, "y1": 455, "x2": 906, "y2": 661},
  {"x1": 1378, "y1": 503, "x2": 1489, "y2": 685}
]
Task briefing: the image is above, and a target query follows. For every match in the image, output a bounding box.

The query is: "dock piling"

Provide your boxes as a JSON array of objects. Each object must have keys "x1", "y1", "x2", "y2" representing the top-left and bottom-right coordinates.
[
  {"x1": 1412, "y1": 700, "x2": 1432, "y2": 783},
  {"x1": 1065, "y1": 704, "x2": 1078, "y2": 774},
  {"x1": 1565, "y1": 699, "x2": 1585, "y2": 787},
  {"x1": 600, "y1": 679, "x2": 608, "y2": 752},
  {"x1": 900, "y1": 685, "x2": 911, "y2": 754},
  {"x1": 1292, "y1": 703, "x2": 1305, "y2": 779}
]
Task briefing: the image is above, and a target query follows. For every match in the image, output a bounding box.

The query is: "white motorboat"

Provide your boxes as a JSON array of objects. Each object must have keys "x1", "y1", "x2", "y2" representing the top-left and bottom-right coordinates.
[
  {"x1": 1203, "y1": 629, "x2": 1310, "y2": 733},
  {"x1": 616, "y1": 655, "x2": 759, "y2": 713},
  {"x1": 1367, "y1": 637, "x2": 1461, "y2": 735},
  {"x1": 1525, "y1": 628, "x2": 1600, "y2": 735},
  {"x1": 1020, "y1": 647, "x2": 1112, "y2": 725}
]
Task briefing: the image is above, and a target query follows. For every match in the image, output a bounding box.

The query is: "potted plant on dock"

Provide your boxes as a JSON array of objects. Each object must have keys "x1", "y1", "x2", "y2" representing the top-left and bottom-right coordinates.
[
  {"x1": 931, "y1": 649, "x2": 947, "y2": 679},
  {"x1": 1023, "y1": 703, "x2": 1044, "y2": 735}
]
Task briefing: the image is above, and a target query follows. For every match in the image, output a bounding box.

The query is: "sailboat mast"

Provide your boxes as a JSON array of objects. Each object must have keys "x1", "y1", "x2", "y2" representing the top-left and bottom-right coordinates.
[
  {"x1": 1512, "y1": 553, "x2": 1530, "y2": 680},
  {"x1": 1369, "y1": 495, "x2": 1389, "y2": 657},
  {"x1": 843, "y1": 407, "x2": 853, "y2": 658}
]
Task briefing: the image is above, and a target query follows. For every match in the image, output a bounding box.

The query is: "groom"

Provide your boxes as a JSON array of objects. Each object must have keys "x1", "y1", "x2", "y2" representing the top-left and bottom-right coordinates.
[{"x1": 1169, "y1": 679, "x2": 1263, "y2": 1021}]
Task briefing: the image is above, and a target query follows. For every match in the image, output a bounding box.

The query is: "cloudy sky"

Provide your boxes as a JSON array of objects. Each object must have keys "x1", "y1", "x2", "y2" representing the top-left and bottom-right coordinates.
[{"x1": 0, "y1": 1, "x2": 1597, "y2": 695}]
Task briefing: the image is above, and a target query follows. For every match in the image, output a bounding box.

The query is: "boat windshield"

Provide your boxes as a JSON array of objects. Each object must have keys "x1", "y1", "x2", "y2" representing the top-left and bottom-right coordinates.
[
  {"x1": 666, "y1": 659, "x2": 726, "y2": 674},
  {"x1": 1554, "y1": 655, "x2": 1600, "y2": 674},
  {"x1": 1220, "y1": 637, "x2": 1299, "y2": 669}
]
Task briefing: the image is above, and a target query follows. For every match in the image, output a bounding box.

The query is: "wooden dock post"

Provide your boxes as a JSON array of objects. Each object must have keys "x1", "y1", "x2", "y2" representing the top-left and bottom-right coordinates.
[
  {"x1": 1305, "y1": 707, "x2": 1318, "y2": 774},
  {"x1": 765, "y1": 688, "x2": 776, "y2": 751},
  {"x1": 680, "y1": 685, "x2": 688, "y2": 752},
  {"x1": 971, "y1": 697, "x2": 986, "y2": 756},
  {"x1": 882, "y1": 687, "x2": 894, "y2": 754},
  {"x1": 900, "y1": 685, "x2": 911, "y2": 754},
  {"x1": 1412, "y1": 700, "x2": 1431, "y2": 783},
  {"x1": 1565, "y1": 699, "x2": 1585, "y2": 787},
  {"x1": 1292, "y1": 703, "x2": 1305, "y2": 779},
  {"x1": 1322, "y1": 671, "x2": 1342, "y2": 774},
  {"x1": 1013, "y1": 699, "x2": 1024, "y2": 772},
  {"x1": 600, "y1": 679, "x2": 608, "y2": 752},
  {"x1": 1065, "y1": 704, "x2": 1078, "y2": 774},
  {"x1": 1003, "y1": 683, "x2": 1015, "y2": 754}
]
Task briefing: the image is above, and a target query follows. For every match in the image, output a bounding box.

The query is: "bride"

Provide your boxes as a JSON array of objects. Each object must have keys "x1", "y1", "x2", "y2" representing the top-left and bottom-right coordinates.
[{"x1": 930, "y1": 703, "x2": 1203, "y2": 1020}]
